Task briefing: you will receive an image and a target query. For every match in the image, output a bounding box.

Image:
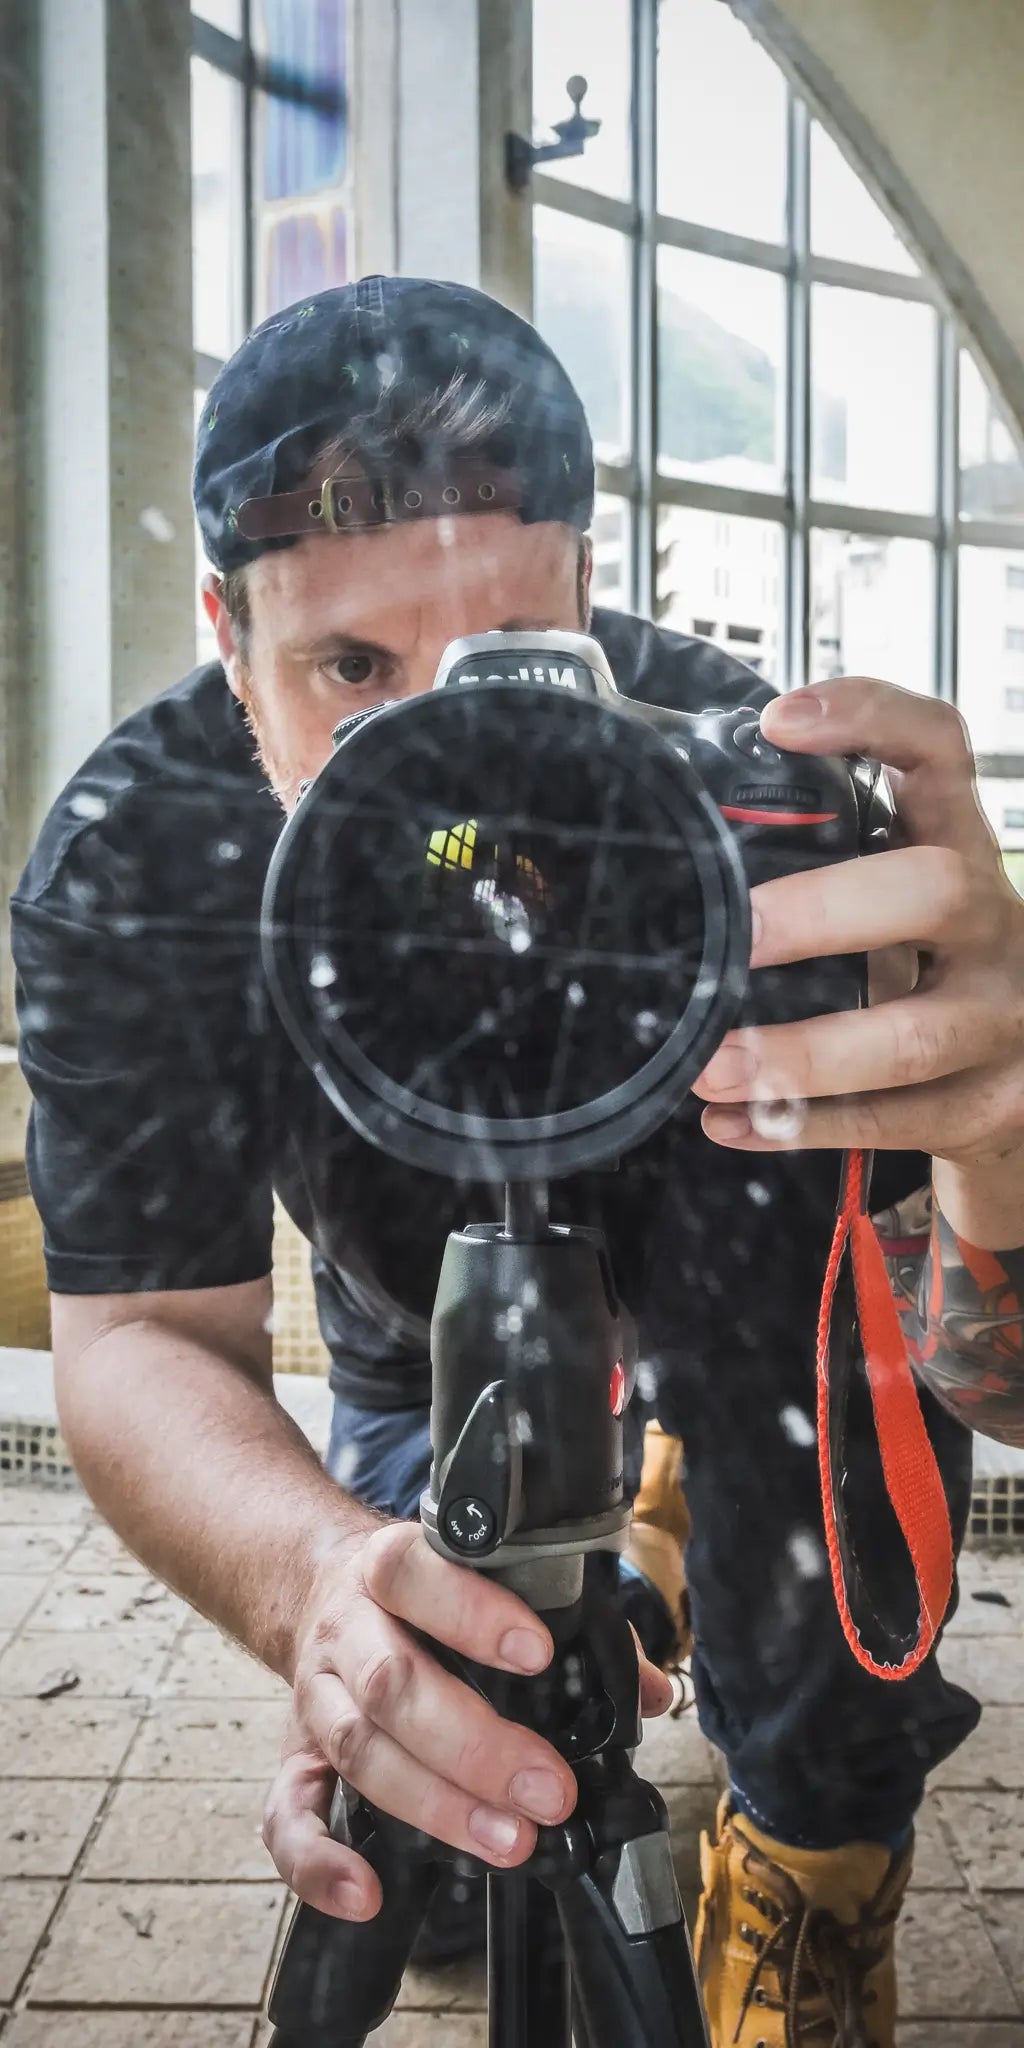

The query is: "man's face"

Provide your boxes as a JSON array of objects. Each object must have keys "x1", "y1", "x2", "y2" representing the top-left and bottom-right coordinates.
[{"x1": 204, "y1": 513, "x2": 589, "y2": 809}]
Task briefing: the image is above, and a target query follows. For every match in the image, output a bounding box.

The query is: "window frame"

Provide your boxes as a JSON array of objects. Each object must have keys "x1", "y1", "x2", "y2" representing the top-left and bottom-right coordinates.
[
  {"x1": 531, "y1": 0, "x2": 1024, "y2": 790},
  {"x1": 191, "y1": 3, "x2": 348, "y2": 390}
]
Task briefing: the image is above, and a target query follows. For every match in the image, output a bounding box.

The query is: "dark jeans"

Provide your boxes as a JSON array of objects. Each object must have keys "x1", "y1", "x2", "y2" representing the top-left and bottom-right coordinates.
[{"x1": 326, "y1": 1386, "x2": 979, "y2": 1851}]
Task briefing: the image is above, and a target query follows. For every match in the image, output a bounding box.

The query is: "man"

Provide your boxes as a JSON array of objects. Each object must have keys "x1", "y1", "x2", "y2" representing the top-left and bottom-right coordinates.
[{"x1": 12, "y1": 277, "x2": 1024, "y2": 2046}]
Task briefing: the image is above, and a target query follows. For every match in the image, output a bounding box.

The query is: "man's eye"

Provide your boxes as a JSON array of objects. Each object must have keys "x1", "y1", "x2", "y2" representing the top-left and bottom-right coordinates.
[{"x1": 334, "y1": 653, "x2": 375, "y2": 686}]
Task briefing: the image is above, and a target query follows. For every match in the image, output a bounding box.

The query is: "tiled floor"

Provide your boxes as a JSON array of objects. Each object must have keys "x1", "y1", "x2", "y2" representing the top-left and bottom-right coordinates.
[{"x1": 0, "y1": 1482, "x2": 1022, "y2": 2045}]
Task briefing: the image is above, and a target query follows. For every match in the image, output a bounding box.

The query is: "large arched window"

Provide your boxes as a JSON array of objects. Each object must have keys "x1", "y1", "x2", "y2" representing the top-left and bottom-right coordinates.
[{"x1": 532, "y1": 0, "x2": 1024, "y2": 889}]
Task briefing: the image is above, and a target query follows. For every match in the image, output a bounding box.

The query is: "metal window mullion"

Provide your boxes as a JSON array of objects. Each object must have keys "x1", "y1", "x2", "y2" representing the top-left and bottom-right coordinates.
[
  {"x1": 936, "y1": 317, "x2": 959, "y2": 704},
  {"x1": 784, "y1": 94, "x2": 810, "y2": 691},
  {"x1": 630, "y1": 0, "x2": 658, "y2": 619},
  {"x1": 241, "y1": 0, "x2": 255, "y2": 332}
]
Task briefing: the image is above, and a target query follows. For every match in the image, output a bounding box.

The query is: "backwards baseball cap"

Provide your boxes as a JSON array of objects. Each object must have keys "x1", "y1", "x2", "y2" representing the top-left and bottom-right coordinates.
[{"x1": 193, "y1": 275, "x2": 594, "y2": 576}]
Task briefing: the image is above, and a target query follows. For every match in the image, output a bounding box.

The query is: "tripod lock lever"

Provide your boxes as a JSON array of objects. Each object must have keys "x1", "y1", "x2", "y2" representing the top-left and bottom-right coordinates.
[{"x1": 435, "y1": 1378, "x2": 523, "y2": 1560}]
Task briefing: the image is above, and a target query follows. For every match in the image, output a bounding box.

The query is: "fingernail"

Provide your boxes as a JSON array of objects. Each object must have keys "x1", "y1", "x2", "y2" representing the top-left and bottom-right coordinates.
[
  {"x1": 329, "y1": 1878, "x2": 369, "y2": 1919},
  {"x1": 470, "y1": 1806, "x2": 521, "y2": 1854},
  {"x1": 700, "y1": 1044, "x2": 753, "y2": 1097},
  {"x1": 703, "y1": 1110, "x2": 752, "y2": 1144},
  {"x1": 646, "y1": 1671, "x2": 674, "y2": 1714},
  {"x1": 770, "y1": 690, "x2": 826, "y2": 726},
  {"x1": 500, "y1": 1628, "x2": 550, "y2": 1674},
  {"x1": 509, "y1": 1768, "x2": 569, "y2": 1822}
]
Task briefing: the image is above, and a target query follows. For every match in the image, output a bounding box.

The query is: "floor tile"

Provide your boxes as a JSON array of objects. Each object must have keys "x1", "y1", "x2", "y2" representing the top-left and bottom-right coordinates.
[
  {"x1": 0, "y1": 1531, "x2": 82, "y2": 1576},
  {"x1": 0, "y1": 1881, "x2": 62, "y2": 2001},
  {"x1": 633, "y1": 1704, "x2": 719, "y2": 1787},
  {"x1": 899, "y1": 2029, "x2": 1024, "y2": 2046},
  {"x1": 0, "y1": 1629, "x2": 174, "y2": 1701},
  {"x1": 83, "y1": 1780, "x2": 275, "y2": 1882},
  {"x1": 0, "y1": 1491, "x2": 89, "y2": 1527},
  {"x1": 909, "y1": 1798, "x2": 965, "y2": 1889},
  {"x1": 940, "y1": 1638, "x2": 1024, "y2": 1706},
  {"x1": 897, "y1": 1891, "x2": 1021, "y2": 2018},
  {"x1": 937, "y1": 1790, "x2": 1024, "y2": 1889},
  {"x1": 0, "y1": 1579, "x2": 47, "y2": 1632},
  {"x1": 157, "y1": 1629, "x2": 288, "y2": 1703},
  {"x1": 932, "y1": 1707, "x2": 1024, "y2": 1791},
  {"x1": 28, "y1": 1883, "x2": 286, "y2": 2005},
  {"x1": 983, "y1": 1894, "x2": 1024, "y2": 2005},
  {"x1": 374, "y1": 2019, "x2": 484, "y2": 2046},
  {"x1": 394, "y1": 1952, "x2": 486, "y2": 2013},
  {"x1": 27, "y1": 1575, "x2": 186, "y2": 1635},
  {"x1": 0, "y1": 1698, "x2": 142, "y2": 1778},
  {"x1": 123, "y1": 1700, "x2": 287, "y2": 1781},
  {"x1": 62, "y1": 1525, "x2": 150, "y2": 1577},
  {"x1": 0, "y1": 1780, "x2": 106, "y2": 1878},
  {"x1": 663, "y1": 1781, "x2": 718, "y2": 1895},
  {"x1": 5, "y1": 2018, "x2": 254, "y2": 2048}
]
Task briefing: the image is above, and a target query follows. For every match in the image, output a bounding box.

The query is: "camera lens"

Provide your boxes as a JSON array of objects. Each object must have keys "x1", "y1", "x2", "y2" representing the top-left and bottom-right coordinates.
[{"x1": 262, "y1": 683, "x2": 750, "y2": 1177}]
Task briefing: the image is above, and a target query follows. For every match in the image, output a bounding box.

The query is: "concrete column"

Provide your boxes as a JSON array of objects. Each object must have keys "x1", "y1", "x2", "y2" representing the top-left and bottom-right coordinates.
[
  {"x1": 0, "y1": 1, "x2": 34, "y2": 1044},
  {"x1": 352, "y1": 0, "x2": 533, "y2": 317},
  {"x1": 31, "y1": 0, "x2": 195, "y2": 836}
]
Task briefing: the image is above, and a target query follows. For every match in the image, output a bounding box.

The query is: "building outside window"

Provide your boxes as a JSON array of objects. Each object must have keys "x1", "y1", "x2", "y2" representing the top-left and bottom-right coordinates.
[
  {"x1": 191, "y1": 0, "x2": 351, "y2": 654},
  {"x1": 532, "y1": 0, "x2": 1024, "y2": 892}
]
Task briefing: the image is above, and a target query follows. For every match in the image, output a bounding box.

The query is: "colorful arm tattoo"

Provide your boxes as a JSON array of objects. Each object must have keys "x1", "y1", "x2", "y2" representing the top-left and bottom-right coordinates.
[{"x1": 873, "y1": 1183, "x2": 1024, "y2": 1446}]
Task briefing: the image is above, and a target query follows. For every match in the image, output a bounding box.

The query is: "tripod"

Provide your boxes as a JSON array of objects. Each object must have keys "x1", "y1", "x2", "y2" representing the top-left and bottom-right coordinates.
[{"x1": 267, "y1": 1183, "x2": 710, "y2": 2047}]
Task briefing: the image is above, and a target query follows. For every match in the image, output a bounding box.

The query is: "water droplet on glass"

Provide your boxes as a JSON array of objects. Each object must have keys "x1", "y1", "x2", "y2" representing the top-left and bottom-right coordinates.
[
  {"x1": 139, "y1": 505, "x2": 176, "y2": 543},
  {"x1": 309, "y1": 954, "x2": 337, "y2": 989},
  {"x1": 69, "y1": 791, "x2": 107, "y2": 821},
  {"x1": 751, "y1": 1097, "x2": 806, "y2": 1143},
  {"x1": 636, "y1": 1360, "x2": 657, "y2": 1404},
  {"x1": 746, "y1": 1179, "x2": 771, "y2": 1207},
  {"x1": 779, "y1": 1405, "x2": 814, "y2": 1448},
  {"x1": 634, "y1": 1009, "x2": 660, "y2": 1047},
  {"x1": 788, "y1": 1528, "x2": 825, "y2": 1579},
  {"x1": 566, "y1": 981, "x2": 585, "y2": 1008},
  {"x1": 212, "y1": 839, "x2": 242, "y2": 863}
]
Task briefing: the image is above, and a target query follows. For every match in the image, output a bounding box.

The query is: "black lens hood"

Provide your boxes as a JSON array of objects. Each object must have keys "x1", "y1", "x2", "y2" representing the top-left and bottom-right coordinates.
[{"x1": 261, "y1": 681, "x2": 752, "y2": 1180}]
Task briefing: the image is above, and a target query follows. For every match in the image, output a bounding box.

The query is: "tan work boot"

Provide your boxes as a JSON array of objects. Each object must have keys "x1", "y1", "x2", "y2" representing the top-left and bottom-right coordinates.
[
  {"x1": 624, "y1": 1420, "x2": 693, "y2": 1664},
  {"x1": 694, "y1": 1794, "x2": 911, "y2": 2046}
]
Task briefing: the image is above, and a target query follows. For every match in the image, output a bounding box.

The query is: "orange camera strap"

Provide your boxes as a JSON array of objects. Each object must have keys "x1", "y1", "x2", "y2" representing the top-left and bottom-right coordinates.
[{"x1": 817, "y1": 1149, "x2": 953, "y2": 1680}]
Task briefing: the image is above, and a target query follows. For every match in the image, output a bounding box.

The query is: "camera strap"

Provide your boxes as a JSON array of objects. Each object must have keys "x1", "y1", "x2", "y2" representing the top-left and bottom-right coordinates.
[{"x1": 817, "y1": 1148, "x2": 954, "y2": 1679}]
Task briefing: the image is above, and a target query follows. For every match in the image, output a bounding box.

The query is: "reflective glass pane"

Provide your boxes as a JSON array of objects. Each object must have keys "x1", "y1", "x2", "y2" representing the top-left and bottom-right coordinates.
[
  {"x1": 191, "y1": 57, "x2": 246, "y2": 360},
  {"x1": 658, "y1": 249, "x2": 784, "y2": 492},
  {"x1": 658, "y1": 0, "x2": 787, "y2": 243},
  {"x1": 253, "y1": 0, "x2": 348, "y2": 200},
  {"x1": 958, "y1": 546, "x2": 1024, "y2": 754},
  {"x1": 192, "y1": 0, "x2": 243, "y2": 30},
  {"x1": 532, "y1": 0, "x2": 630, "y2": 198},
  {"x1": 810, "y1": 124, "x2": 918, "y2": 276},
  {"x1": 976, "y1": 779, "x2": 1024, "y2": 891},
  {"x1": 257, "y1": 200, "x2": 349, "y2": 320},
  {"x1": 811, "y1": 288, "x2": 936, "y2": 513},
  {"x1": 811, "y1": 532, "x2": 934, "y2": 694},
  {"x1": 534, "y1": 209, "x2": 630, "y2": 461},
  {"x1": 657, "y1": 507, "x2": 783, "y2": 685},
  {"x1": 194, "y1": 389, "x2": 218, "y2": 664},
  {"x1": 960, "y1": 351, "x2": 1024, "y2": 523},
  {"x1": 590, "y1": 495, "x2": 631, "y2": 614}
]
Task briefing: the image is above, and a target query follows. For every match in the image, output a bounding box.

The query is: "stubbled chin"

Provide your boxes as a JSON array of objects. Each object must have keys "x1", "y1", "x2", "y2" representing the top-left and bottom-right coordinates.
[{"x1": 239, "y1": 687, "x2": 306, "y2": 814}]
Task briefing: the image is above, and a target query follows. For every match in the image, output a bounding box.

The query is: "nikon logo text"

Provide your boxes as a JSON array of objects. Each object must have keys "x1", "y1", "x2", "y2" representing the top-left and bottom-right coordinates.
[{"x1": 456, "y1": 664, "x2": 580, "y2": 689}]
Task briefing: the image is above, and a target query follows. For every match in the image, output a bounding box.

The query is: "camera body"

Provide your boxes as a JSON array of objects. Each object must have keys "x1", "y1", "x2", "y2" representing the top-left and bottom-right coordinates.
[{"x1": 433, "y1": 631, "x2": 893, "y2": 1033}]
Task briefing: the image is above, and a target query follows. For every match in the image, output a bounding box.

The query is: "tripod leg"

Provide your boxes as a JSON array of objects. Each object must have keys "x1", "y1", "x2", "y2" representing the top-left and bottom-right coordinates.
[
  {"x1": 268, "y1": 1794, "x2": 440, "y2": 2048},
  {"x1": 487, "y1": 1871, "x2": 571, "y2": 2048},
  {"x1": 555, "y1": 1844, "x2": 710, "y2": 2048}
]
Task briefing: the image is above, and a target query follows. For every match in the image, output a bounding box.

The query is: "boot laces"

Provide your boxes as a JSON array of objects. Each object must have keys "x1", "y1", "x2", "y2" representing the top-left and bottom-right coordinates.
[{"x1": 732, "y1": 1851, "x2": 897, "y2": 2048}]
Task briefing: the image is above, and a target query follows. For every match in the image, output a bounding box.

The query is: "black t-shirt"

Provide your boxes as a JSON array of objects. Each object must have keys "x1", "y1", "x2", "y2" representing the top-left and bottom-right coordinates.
[{"x1": 11, "y1": 609, "x2": 923, "y2": 1419}]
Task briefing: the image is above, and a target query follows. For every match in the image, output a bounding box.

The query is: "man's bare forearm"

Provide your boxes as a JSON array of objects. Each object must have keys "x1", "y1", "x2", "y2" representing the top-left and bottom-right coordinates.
[
  {"x1": 875, "y1": 1178, "x2": 1024, "y2": 1447},
  {"x1": 52, "y1": 1308, "x2": 380, "y2": 1678}
]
